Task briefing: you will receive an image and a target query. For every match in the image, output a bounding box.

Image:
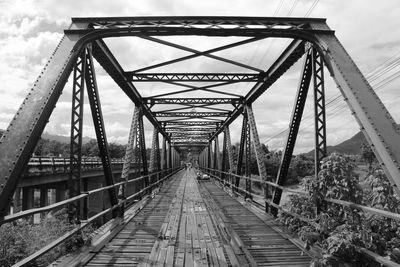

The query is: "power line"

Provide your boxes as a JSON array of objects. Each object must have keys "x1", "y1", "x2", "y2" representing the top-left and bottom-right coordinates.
[{"x1": 263, "y1": 52, "x2": 400, "y2": 147}]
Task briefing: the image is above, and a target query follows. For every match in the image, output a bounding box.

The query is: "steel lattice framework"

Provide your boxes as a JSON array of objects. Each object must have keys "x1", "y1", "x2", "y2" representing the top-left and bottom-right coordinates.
[{"x1": 0, "y1": 16, "x2": 399, "y2": 221}]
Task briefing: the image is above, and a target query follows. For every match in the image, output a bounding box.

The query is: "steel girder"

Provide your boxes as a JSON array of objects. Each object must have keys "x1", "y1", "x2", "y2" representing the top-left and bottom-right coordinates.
[
  {"x1": 224, "y1": 127, "x2": 235, "y2": 173},
  {"x1": 312, "y1": 48, "x2": 327, "y2": 175},
  {"x1": 85, "y1": 47, "x2": 118, "y2": 209},
  {"x1": 165, "y1": 121, "x2": 219, "y2": 126},
  {"x1": 271, "y1": 48, "x2": 313, "y2": 216},
  {"x1": 149, "y1": 127, "x2": 160, "y2": 172},
  {"x1": 154, "y1": 112, "x2": 229, "y2": 117},
  {"x1": 145, "y1": 98, "x2": 241, "y2": 105},
  {"x1": 246, "y1": 105, "x2": 269, "y2": 203},
  {"x1": 165, "y1": 127, "x2": 216, "y2": 132},
  {"x1": 214, "y1": 137, "x2": 220, "y2": 171},
  {"x1": 68, "y1": 50, "x2": 87, "y2": 222},
  {"x1": 162, "y1": 136, "x2": 167, "y2": 171},
  {"x1": 236, "y1": 113, "x2": 247, "y2": 190},
  {"x1": 66, "y1": 17, "x2": 333, "y2": 36},
  {"x1": 118, "y1": 105, "x2": 140, "y2": 202},
  {"x1": 245, "y1": 120, "x2": 252, "y2": 199},
  {"x1": 127, "y1": 73, "x2": 261, "y2": 82}
]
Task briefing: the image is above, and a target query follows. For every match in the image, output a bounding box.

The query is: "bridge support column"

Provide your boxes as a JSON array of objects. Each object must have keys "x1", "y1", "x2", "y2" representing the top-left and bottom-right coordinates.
[
  {"x1": 244, "y1": 115, "x2": 252, "y2": 200},
  {"x1": 149, "y1": 127, "x2": 161, "y2": 186},
  {"x1": 40, "y1": 186, "x2": 48, "y2": 219},
  {"x1": 22, "y1": 187, "x2": 34, "y2": 211},
  {"x1": 312, "y1": 47, "x2": 327, "y2": 213},
  {"x1": 207, "y1": 144, "x2": 212, "y2": 170},
  {"x1": 246, "y1": 105, "x2": 269, "y2": 206},
  {"x1": 271, "y1": 48, "x2": 313, "y2": 216},
  {"x1": 85, "y1": 46, "x2": 118, "y2": 215},
  {"x1": 68, "y1": 48, "x2": 86, "y2": 223},
  {"x1": 162, "y1": 135, "x2": 167, "y2": 175},
  {"x1": 312, "y1": 47, "x2": 327, "y2": 176},
  {"x1": 56, "y1": 184, "x2": 67, "y2": 202},
  {"x1": 12, "y1": 187, "x2": 21, "y2": 214},
  {"x1": 222, "y1": 126, "x2": 234, "y2": 187},
  {"x1": 214, "y1": 136, "x2": 220, "y2": 179},
  {"x1": 118, "y1": 105, "x2": 139, "y2": 217},
  {"x1": 236, "y1": 113, "x2": 247, "y2": 194}
]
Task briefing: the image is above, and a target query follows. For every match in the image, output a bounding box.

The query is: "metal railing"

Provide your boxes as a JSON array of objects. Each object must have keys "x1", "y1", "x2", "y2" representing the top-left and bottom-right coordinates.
[
  {"x1": 201, "y1": 167, "x2": 400, "y2": 267},
  {"x1": 24, "y1": 157, "x2": 127, "y2": 175},
  {"x1": 2, "y1": 166, "x2": 182, "y2": 267}
]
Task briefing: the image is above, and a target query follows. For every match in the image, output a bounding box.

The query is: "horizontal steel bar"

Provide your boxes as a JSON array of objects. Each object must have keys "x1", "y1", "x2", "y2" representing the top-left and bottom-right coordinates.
[
  {"x1": 154, "y1": 112, "x2": 230, "y2": 117},
  {"x1": 71, "y1": 16, "x2": 328, "y2": 25},
  {"x1": 126, "y1": 72, "x2": 262, "y2": 82},
  {"x1": 145, "y1": 97, "x2": 242, "y2": 105},
  {"x1": 165, "y1": 121, "x2": 219, "y2": 126},
  {"x1": 65, "y1": 27, "x2": 334, "y2": 37},
  {"x1": 165, "y1": 127, "x2": 216, "y2": 131}
]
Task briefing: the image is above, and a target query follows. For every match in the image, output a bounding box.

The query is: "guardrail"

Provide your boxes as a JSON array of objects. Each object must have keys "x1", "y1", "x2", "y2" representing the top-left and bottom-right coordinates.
[
  {"x1": 201, "y1": 167, "x2": 400, "y2": 267},
  {"x1": 24, "y1": 157, "x2": 128, "y2": 175},
  {"x1": 2, "y1": 166, "x2": 183, "y2": 267}
]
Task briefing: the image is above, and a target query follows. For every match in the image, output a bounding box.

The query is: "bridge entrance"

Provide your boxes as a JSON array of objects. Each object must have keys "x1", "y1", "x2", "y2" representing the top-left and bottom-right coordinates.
[{"x1": 1, "y1": 16, "x2": 400, "y2": 266}]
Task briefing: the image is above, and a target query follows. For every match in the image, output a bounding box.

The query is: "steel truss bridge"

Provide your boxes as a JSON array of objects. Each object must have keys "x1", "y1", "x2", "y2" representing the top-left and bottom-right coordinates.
[{"x1": 1, "y1": 16, "x2": 400, "y2": 266}]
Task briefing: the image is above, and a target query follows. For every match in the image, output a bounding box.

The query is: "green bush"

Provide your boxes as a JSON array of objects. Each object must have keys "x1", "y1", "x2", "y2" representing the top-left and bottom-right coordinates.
[
  {"x1": 0, "y1": 209, "x2": 95, "y2": 267},
  {"x1": 278, "y1": 153, "x2": 400, "y2": 265}
]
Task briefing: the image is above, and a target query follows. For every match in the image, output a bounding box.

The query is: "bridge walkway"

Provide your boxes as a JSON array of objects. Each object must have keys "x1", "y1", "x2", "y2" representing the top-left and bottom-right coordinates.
[{"x1": 61, "y1": 170, "x2": 311, "y2": 266}]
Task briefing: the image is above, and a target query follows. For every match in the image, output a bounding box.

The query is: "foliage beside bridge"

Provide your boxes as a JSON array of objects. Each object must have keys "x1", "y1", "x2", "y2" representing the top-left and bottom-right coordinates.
[
  {"x1": 0, "y1": 209, "x2": 94, "y2": 267},
  {"x1": 279, "y1": 153, "x2": 400, "y2": 266}
]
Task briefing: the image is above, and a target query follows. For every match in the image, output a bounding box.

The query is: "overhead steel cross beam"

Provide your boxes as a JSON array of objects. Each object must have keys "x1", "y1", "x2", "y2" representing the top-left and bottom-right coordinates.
[
  {"x1": 126, "y1": 73, "x2": 262, "y2": 82},
  {"x1": 154, "y1": 112, "x2": 230, "y2": 117},
  {"x1": 145, "y1": 98, "x2": 242, "y2": 106},
  {"x1": 165, "y1": 121, "x2": 219, "y2": 126},
  {"x1": 67, "y1": 16, "x2": 333, "y2": 34},
  {"x1": 166, "y1": 127, "x2": 216, "y2": 132}
]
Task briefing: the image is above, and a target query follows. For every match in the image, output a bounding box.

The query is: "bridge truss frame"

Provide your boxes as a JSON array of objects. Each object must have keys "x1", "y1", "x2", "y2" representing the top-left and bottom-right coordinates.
[{"x1": 0, "y1": 16, "x2": 399, "y2": 228}]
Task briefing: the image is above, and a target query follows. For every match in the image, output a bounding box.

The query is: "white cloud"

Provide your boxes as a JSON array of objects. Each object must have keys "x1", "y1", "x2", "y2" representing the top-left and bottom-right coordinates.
[{"x1": 0, "y1": 0, "x2": 399, "y2": 156}]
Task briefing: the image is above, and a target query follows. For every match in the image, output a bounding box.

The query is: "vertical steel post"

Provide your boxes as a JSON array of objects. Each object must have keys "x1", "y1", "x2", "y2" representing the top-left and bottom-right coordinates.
[
  {"x1": 138, "y1": 113, "x2": 149, "y2": 186},
  {"x1": 271, "y1": 48, "x2": 313, "y2": 216},
  {"x1": 68, "y1": 49, "x2": 86, "y2": 223},
  {"x1": 236, "y1": 113, "x2": 247, "y2": 193},
  {"x1": 312, "y1": 47, "x2": 327, "y2": 213},
  {"x1": 225, "y1": 126, "x2": 235, "y2": 187},
  {"x1": 208, "y1": 142, "x2": 213, "y2": 170},
  {"x1": 85, "y1": 45, "x2": 118, "y2": 211},
  {"x1": 246, "y1": 105, "x2": 269, "y2": 209},
  {"x1": 312, "y1": 47, "x2": 327, "y2": 175},
  {"x1": 168, "y1": 141, "x2": 172, "y2": 172},
  {"x1": 221, "y1": 131, "x2": 228, "y2": 184},
  {"x1": 244, "y1": 121, "x2": 252, "y2": 199},
  {"x1": 214, "y1": 137, "x2": 220, "y2": 177},
  {"x1": 162, "y1": 135, "x2": 167, "y2": 174}
]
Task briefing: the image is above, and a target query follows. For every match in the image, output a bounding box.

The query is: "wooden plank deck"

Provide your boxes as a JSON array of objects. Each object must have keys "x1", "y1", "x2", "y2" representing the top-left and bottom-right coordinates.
[
  {"x1": 198, "y1": 180, "x2": 312, "y2": 267},
  {"x1": 60, "y1": 170, "x2": 312, "y2": 266}
]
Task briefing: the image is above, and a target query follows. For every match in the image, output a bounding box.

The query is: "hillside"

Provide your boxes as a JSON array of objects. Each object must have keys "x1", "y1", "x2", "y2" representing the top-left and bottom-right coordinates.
[
  {"x1": 304, "y1": 131, "x2": 366, "y2": 156},
  {"x1": 41, "y1": 132, "x2": 93, "y2": 144}
]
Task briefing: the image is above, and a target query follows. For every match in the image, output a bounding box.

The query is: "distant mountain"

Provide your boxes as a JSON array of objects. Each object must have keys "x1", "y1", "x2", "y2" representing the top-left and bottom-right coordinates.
[
  {"x1": 41, "y1": 132, "x2": 94, "y2": 144},
  {"x1": 0, "y1": 130, "x2": 94, "y2": 144},
  {"x1": 304, "y1": 131, "x2": 366, "y2": 156}
]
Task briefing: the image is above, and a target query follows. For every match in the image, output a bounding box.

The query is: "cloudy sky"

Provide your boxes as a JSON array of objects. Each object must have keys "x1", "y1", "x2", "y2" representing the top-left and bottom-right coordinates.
[{"x1": 1, "y1": 0, "x2": 400, "y2": 154}]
